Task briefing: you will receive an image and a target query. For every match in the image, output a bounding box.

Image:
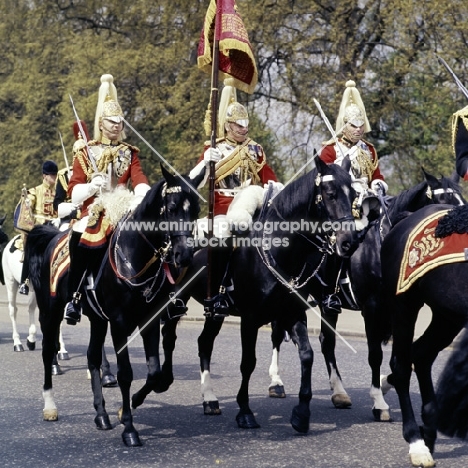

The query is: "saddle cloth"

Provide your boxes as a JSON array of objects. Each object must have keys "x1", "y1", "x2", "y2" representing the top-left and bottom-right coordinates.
[
  {"x1": 397, "y1": 209, "x2": 468, "y2": 294},
  {"x1": 50, "y1": 232, "x2": 70, "y2": 296}
]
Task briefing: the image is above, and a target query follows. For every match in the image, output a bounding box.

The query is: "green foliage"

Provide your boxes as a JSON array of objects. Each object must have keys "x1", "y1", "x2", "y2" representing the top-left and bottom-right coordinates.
[{"x1": 1, "y1": 0, "x2": 468, "y2": 236}]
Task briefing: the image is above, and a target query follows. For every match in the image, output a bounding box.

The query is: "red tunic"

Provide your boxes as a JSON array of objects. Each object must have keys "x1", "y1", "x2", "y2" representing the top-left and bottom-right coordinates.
[
  {"x1": 68, "y1": 142, "x2": 149, "y2": 216},
  {"x1": 320, "y1": 139, "x2": 385, "y2": 182}
]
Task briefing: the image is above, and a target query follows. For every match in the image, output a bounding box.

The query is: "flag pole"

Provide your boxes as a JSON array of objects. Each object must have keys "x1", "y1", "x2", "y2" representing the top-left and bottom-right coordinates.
[{"x1": 205, "y1": 1, "x2": 221, "y2": 310}]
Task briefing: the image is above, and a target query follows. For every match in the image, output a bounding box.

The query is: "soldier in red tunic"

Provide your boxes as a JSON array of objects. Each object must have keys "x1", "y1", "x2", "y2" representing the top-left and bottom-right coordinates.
[
  {"x1": 453, "y1": 105, "x2": 468, "y2": 180},
  {"x1": 318, "y1": 80, "x2": 387, "y2": 314},
  {"x1": 190, "y1": 83, "x2": 279, "y2": 317},
  {"x1": 64, "y1": 74, "x2": 150, "y2": 325}
]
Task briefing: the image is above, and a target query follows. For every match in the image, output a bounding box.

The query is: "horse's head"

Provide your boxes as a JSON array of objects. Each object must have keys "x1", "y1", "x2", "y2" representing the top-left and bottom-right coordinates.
[
  {"x1": 313, "y1": 156, "x2": 359, "y2": 258},
  {"x1": 423, "y1": 168, "x2": 466, "y2": 206},
  {"x1": 158, "y1": 164, "x2": 201, "y2": 268}
]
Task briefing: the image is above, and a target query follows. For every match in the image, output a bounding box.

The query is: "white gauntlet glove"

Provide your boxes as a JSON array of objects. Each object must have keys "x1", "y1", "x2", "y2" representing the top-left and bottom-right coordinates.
[
  {"x1": 370, "y1": 179, "x2": 388, "y2": 195},
  {"x1": 203, "y1": 147, "x2": 222, "y2": 164},
  {"x1": 57, "y1": 202, "x2": 78, "y2": 219},
  {"x1": 129, "y1": 183, "x2": 151, "y2": 212},
  {"x1": 89, "y1": 173, "x2": 108, "y2": 193}
]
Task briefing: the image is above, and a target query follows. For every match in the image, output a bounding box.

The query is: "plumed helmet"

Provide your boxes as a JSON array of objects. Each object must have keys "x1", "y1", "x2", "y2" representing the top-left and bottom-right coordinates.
[
  {"x1": 335, "y1": 80, "x2": 371, "y2": 134},
  {"x1": 225, "y1": 102, "x2": 249, "y2": 128},
  {"x1": 42, "y1": 160, "x2": 58, "y2": 175},
  {"x1": 94, "y1": 74, "x2": 126, "y2": 140}
]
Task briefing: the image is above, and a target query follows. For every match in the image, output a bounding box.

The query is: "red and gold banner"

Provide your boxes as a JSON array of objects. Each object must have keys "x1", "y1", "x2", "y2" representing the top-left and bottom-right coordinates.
[
  {"x1": 197, "y1": 0, "x2": 258, "y2": 94},
  {"x1": 397, "y1": 209, "x2": 468, "y2": 294}
]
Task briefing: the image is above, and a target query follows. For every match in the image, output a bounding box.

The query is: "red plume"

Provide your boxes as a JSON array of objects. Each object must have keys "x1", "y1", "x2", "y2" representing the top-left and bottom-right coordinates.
[{"x1": 72, "y1": 120, "x2": 90, "y2": 141}]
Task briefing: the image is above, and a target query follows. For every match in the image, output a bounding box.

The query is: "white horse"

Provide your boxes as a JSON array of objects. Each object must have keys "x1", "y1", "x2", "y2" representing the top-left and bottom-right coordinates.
[{"x1": 1, "y1": 232, "x2": 69, "y2": 361}]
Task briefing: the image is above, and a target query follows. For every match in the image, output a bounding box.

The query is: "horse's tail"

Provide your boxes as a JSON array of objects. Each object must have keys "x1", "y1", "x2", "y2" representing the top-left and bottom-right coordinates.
[
  {"x1": 25, "y1": 224, "x2": 60, "y2": 291},
  {"x1": 436, "y1": 326, "x2": 468, "y2": 440}
]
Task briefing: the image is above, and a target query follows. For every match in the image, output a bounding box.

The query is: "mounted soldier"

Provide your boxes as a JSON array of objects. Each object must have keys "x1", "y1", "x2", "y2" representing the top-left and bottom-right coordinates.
[
  {"x1": 18, "y1": 160, "x2": 58, "y2": 295},
  {"x1": 63, "y1": 74, "x2": 151, "y2": 325},
  {"x1": 318, "y1": 80, "x2": 387, "y2": 314},
  {"x1": 190, "y1": 81, "x2": 280, "y2": 317}
]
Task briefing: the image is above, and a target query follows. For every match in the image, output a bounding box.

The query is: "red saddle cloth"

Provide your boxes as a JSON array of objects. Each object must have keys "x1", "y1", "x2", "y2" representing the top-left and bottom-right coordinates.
[
  {"x1": 397, "y1": 209, "x2": 468, "y2": 294},
  {"x1": 50, "y1": 232, "x2": 70, "y2": 297}
]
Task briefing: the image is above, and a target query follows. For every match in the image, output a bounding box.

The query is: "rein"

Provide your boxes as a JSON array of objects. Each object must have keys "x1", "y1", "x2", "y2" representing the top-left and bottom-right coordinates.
[{"x1": 255, "y1": 172, "x2": 350, "y2": 293}]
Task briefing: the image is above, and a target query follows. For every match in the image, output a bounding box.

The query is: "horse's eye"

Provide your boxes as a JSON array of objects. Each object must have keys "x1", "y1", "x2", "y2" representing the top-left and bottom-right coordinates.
[
  {"x1": 325, "y1": 191, "x2": 336, "y2": 201},
  {"x1": 167, "y1": 202, "x2": 177, "y2": 213}
]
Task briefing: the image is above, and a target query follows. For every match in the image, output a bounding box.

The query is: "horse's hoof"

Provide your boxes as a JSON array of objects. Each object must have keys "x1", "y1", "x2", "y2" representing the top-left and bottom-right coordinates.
[
  {"x1": 102, "y1": 374, "x2": 118, "y2": 387},
  {"x1": 122, "y1": 432, "x2": 142, "y2": 447},
  {"x1": 43, "y1": 409, "x2": 58, "y2": 421},
  {"x1": 94, "y1": 414, "x2": 113, "y2": 430},
  {"x1": 203, "y1": 400, "x2": 221, "y2": 415},
  {"x1": 290, "y1": 406, "x2": 310, "y2": 434},
  {"x1": 372, "y1": 408, "x2": 392, "y2": 422},
  {"x1": 131, "y1": 392, "x2": 145, "y2": 410},
  {"x1": 26, "y1": 339, "x2": 36, "y2": 351},
  {"x1": 409, "y1": 452, "x2": 435, "y2": 468},
  {"x1": 51, "y1": 365, "x2": 63, "y2": 376},
  {"x1": 268, "y1": 384, "x2": 286, "y2": 398},
  {"x1": 14, "y1": 344, "x2": 24, "y2": 352},
  {"x1": 332, "y1": 393, "x2": 352, "y2": 408},
  {"x1": 236, "y1": 412, "x2": 260, "y2": 429},
  {"x1": 58, "y1": 352, "x2": 70, "y2": 361}
]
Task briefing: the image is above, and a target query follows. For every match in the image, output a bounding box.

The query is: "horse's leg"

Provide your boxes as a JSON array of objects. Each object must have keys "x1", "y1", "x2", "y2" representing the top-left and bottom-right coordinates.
[
  {"x1": 101, "y1": 345, "x2": 117, "y2": 387},
  {"x1": 112, "y1": 324, "x2": 141, "y2": 446},
  {"x1": 198, "y1": 316, "x2": 224, "y2": 415},
  {"x1": 288, "y1": 319, "x2": 313, "y2": 433},
  {"x1": 411, "y1": 311, "x2": 463, "y2": 456},
  {"x1": 390, "y1": 299, "x2": 435, "y2": 468},
  {"x1": 87, "y1": 318, "x2": 113, "y2": 431},
  {"x1": 57, "y1": 323, "x2": 70, "y2": 360},
  {"x1": 25, "y1": 292, "x2": 37, "y2": 351},
  {"x1": 131, "y1": 317, "x2": 179, "y2": 410},
  {"x1": 319, "y1": 310, "x2": 352, "y2": 408},
  {"x1": 40, "y1": 310, "x2": 62, "y2": 421},
  {"x1": 363, "y1": 302, "x2": 391, "y2": 422},
  {"x1": 268, "y1": 321, "x2": 286, "y2": 398},
  {"x1": 5, "y1": 279, "x2": 23, "y2": 351},
  {"x1": 236, "y1": 315, "x2": 260, "y2": 429}
]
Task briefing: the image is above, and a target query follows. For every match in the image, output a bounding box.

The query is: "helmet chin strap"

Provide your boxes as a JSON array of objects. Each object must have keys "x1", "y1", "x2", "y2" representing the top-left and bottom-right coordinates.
[{"x1": 226, "y1": 123, "x2": 249, "y2": 142}]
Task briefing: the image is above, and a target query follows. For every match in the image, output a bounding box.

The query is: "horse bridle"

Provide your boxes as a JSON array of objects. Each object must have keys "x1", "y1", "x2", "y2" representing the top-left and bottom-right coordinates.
[
  {"x1": 109, "y1": 183, "x2": 192, "y2": 300},
  {"x1": 257, "y1": 172, "x2": 354, "y2": 293}
]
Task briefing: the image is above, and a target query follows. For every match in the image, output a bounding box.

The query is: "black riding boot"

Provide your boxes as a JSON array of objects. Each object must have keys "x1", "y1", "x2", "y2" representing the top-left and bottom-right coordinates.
[
  {"x1": 338, "y1": 262, "x2": 359, "y2": 311},
  {"x1": 64, "y1": 231, "x2": 87, "y2": 325},
  {"x1": 321, "y1": 255, "x2": 342, "y2": 315},
  {"x1": 204, "y1": 238, "x2": 233, "y2": 319}
]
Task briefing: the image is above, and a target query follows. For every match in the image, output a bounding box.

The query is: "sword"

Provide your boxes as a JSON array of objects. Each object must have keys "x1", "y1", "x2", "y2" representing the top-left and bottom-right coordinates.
[
  {"x1": 437, "y1": 55, "x2": 468, "y2": 101},
  {"x1": 313, "y1": 98, "x2": 347, "y2": 160},
  {"x1": 68, "y1": 94, "x2": 99, "y2": 173},
  {"x1": 58, "y1": 131, "x2": 70, "y2": 173}
]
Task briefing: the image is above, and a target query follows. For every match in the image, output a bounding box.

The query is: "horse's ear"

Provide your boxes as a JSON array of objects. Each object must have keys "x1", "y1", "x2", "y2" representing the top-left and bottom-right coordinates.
[
  {"x1": 160, "y1": 163, "x2": 177, "y2": 185},
  {"x1": 449, "y1": 170, "x2": 460, "y2": 184},
  {"x1": 422, "y1": 167, "x2": 438, "y2": 187},
  {"x1": 314, "y1": 155, "x2": 327, "y2": 173},
  {"x1": 341, "y1": 155, "x2": 351, "y2": 174}
]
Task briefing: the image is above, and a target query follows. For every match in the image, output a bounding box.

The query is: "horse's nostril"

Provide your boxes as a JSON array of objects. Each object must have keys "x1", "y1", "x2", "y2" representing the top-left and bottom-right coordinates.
[{"x1": 341, "y1": 241, "x2": 351, "y2": 252}]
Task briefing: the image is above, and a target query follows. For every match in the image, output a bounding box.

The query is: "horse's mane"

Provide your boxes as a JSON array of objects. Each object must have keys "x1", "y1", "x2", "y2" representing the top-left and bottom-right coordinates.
[
  {"x1": 386, "y1": 181, "x2": 429, "y2": 222},
  {"x1": 272, "y1": 164, "x2": 350, "y2": 219}
]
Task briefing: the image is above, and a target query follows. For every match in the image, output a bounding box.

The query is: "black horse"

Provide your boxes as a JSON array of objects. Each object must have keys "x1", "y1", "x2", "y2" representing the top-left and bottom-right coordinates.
[
  {"x1": 380, "y1": 202, "x2": 468, "y2": 467},
  {"x1": 268, "y1": 170, "x2": 465, "y2": 420},
  {"x1": 25, "y1": 166, "x2": 201, "y2": 447},
  {"x1": 132, "y1": 156, "x2": 360, "y2": 433}
]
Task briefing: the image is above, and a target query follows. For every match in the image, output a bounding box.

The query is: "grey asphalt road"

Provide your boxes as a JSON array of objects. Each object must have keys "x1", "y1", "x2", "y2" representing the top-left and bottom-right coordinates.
[{"x1": 1, "y1": 290, "x2": 468, "y2": 468}]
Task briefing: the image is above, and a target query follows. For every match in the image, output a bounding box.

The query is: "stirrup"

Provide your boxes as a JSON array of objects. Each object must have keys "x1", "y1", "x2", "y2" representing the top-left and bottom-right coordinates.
[
  {"x1": 64, "y1": 292, "x2": 82, "y2": 325},
  {"x1": 322, "y1": 293, "x2": 342, "y2": 314},
  {"x1": 165, "y1": 293, "x2": 188, "y2": 320},
  {"x1": 204, "y1": 287, "x2": 232, "y2": 320},
  {"x1": 19, "y1": 280, "x2": 29, "y2": 296}
]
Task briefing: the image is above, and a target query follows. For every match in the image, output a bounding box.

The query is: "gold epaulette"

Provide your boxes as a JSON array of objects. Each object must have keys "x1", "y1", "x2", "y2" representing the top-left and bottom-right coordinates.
[
  {"x1": 204, "y1": 137, "x2": 225, "y2": 146},
  {"x1": 361, "y1": 138, "x2": 375, "y2": 149},
  {"x1": 117, "y1": 140, "x2": 140, "y2": 153},
  {"x1": 322, "y1": 138, "x2": 336, "y2": 146}
]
